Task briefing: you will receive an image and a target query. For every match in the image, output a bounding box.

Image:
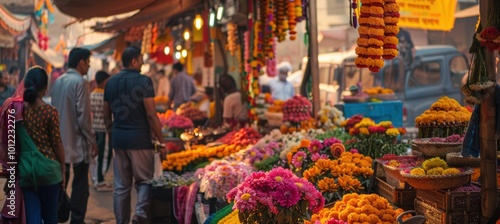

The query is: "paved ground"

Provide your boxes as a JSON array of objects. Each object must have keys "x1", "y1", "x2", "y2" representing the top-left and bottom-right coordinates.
[{"x1": 0, "y1": 163, "x2": 137, "y2": 224}]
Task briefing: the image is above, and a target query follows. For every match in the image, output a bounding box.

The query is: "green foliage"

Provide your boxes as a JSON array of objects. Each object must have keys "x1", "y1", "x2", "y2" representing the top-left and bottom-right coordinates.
[
  {"x1": 254, "y1": 155, "x2": 281, "y2": 171},
  {"x1": 238, "y1": 201, "x2": 311, "y2": 224},
  {"x1": 316, "y1": 128, "x2": 352, "y2": 143}
]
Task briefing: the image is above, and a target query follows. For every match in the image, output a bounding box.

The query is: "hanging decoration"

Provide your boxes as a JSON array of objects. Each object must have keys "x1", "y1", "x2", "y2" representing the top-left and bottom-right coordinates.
[
  {"x1": 382, "y1": 0, "x2": 400, "y2": 60},
  {"x1": 53, "y1": 35, "x2": 68, "y2": 56},
  {"x1": 125, "y1": 26, "x2": 145, "y2": 43},
  {"x1": 354, "y1": 0, "x2": 400, "y2": 72},
  {"x1": 226, "y1": 22, "x2": 238, "y2": 56},
  {"x1": 35, "y1": 0, "x2": 55, "y2": 51},
  {"x1": 141, "y1": 24, "x2": 153, "y2": 54}
]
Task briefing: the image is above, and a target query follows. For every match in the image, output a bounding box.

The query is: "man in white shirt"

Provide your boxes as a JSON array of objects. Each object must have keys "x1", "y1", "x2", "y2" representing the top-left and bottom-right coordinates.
[{"x1": 269, "y1": 62, "x2": 295, "y2": 101}]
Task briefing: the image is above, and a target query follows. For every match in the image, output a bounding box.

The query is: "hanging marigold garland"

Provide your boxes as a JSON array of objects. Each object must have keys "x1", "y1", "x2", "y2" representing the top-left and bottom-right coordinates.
[
  {"x1": 287, "y1": 0, "x2": 297, "y2": 40},
  {"x1": 382, "y1": 0, "x2": 399, "y2": 59},
  {"x1": 354, "y1": 0, "x2": 400, "y2": 72},
  {"x1": 354, "y1": 0, "x2": 370, "y2": 69},
  {"x1": 274, "y1": 0, "x2": 287, "y2": 42},
  {"x1": 227, "y1": 22, "x2": 238, "y2": 56}
]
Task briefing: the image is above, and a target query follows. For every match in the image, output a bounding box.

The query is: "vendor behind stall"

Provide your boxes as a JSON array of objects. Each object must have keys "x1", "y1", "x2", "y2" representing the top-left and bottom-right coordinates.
[
  {"x1": 269, "y1": 62, "x2": 295, "y2": 101},
  {"x1": 219, "y1": 74, "x2": 248, "y2": 128},
  {"x1": 168, "y1": 62, "x2": 196, "y2": 110}
]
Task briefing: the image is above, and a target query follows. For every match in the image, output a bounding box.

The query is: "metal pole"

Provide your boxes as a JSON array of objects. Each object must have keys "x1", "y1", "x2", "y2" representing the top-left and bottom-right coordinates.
[
  {"x1": 479, "y1": 0, "x2": 498, "y2": 222},
  {"x1": 308, "y1": 0, "x2": 320, "y2": 115}
]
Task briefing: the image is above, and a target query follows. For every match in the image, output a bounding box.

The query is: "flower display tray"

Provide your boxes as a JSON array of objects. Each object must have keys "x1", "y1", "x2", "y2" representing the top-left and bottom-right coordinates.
[
  {"x1": 401, "y1": 168, "x2": 473, "y2": 190},
  {"x1": 376, "y1": 155, "x2": 421, "y2": 189},
  {"x1": 414, "y1": 199, "x2": 480, "y2": 224},
  {"x1": 446, "y1": 152, "x2": 480, "y2": 168},
  {"x1": 374, "y1": 177, "x2": 415, "y2": 210},
  {"x1": 415, "y1": 188, "x2": 481, "y2": 213},
  {"x1": 412, "y1": 139, "x2": 462, "y2": 158}
]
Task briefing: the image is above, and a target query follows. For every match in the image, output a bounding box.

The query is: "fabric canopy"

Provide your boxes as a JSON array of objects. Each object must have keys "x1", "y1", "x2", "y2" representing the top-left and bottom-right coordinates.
[
  {"x1": 31, "y1": 41, "x2": 65, "y2": 68},
  {"x1": 92, "y1": 0, "x2": 202, "y2": 32},
  {"x1": 0, "y1": 5, "x2": 31, "y2": 35},
  {"x1": 53, "y1": 0, "x2": 156, "y2": 19},
  {"x1": 455, "y1": 4, "x2": 479, "y2": 18}
]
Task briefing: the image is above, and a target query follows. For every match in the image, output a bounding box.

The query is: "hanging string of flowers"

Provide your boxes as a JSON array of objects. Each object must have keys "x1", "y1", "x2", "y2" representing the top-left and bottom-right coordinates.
[
  {"x1": 354, "y1": 0, "x2": 370, "y2": 68},
  {"x1": 382, "y1": 0, "x2": 400, "y2": 59},
  {"x1": 287, "y1": 0, "x2": 297, "y2": 40},
  {"x1": 141, "y1": 24, "x2": 153, "y2": 54},
  {"x1": 366, "y1": 0, "x2": 384, "y2": 72},
  {"x1": 227, "y1": 23, "x2": 238, "y2": 56},
  {"x1": 244, "y1": 31, "x2": 252, "y2": 73},
  {"x1": 274, "y1": 0, "x2": 287, "y2": 42}
]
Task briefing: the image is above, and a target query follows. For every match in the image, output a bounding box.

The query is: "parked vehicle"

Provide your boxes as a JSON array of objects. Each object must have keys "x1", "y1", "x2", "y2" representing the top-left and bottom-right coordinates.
[{"x1": 340, "y1": 45, "x2": 469, "y2": 127}]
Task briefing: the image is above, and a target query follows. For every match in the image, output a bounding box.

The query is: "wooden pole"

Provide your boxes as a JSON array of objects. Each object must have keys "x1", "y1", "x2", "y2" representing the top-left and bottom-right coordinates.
[
  {"x1": 308, "y1": 0, "x2": 321, "y2": 115},
  {"x1": 479, "y1": 0, "x2": 498, "y2": 221}
]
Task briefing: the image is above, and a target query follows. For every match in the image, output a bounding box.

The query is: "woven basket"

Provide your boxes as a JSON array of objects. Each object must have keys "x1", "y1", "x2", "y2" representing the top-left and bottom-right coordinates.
[
  {"x1": 412, "y1": 139, "x2": 462, "y2": 158},
  {"x1": 446, "y1": 152, "x2": 480, "y2": 168},
  {"x1": 401, "y1": 168, "x2": 473, "y2": 190},
  {"x1": 376, "y1": 155, "x2": 421, "y2": 188}
]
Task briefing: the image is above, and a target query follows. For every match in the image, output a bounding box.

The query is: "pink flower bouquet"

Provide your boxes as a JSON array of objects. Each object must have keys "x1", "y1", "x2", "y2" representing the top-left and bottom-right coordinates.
[
  {"x1": 227, "y1": 167, "x2": 325, "y2": 224},
  {"x1": 196, "y1": 160, "x2": 253, "y2": 200}
]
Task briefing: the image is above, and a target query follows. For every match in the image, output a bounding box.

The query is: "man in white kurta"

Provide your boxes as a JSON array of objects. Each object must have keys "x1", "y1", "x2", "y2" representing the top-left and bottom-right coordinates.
[{"x1": 269, "y1": 62, "x2": 295, "y2": 101}]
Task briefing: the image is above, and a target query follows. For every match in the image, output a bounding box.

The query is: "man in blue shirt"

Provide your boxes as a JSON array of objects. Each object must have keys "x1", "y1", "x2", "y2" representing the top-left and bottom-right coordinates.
[
  {"x1": 103, "y1": 47, "x2": 167, "y2": 224},
  {"x1": 168, "y1": 62, "x2": 196, "y2": 110}
]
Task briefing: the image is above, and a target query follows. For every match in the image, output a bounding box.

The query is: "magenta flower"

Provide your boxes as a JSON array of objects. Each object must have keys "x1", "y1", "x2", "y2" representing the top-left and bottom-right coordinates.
[
  {"x1": 292, "y1": 151, "x2": 307, "y2": 168},
  {"x1": 234, "y1": 187, "x2": 258, "y2": 212},
  {"x1": 271, "y1": 180, "x2": 301, "y2": 207},
  {"x1": 267, "y1": 167, "x2": 294, "y2": 184},
  {"x1": 323, "y1": 137, "x2": 342, "y2": 147},
  {"x1": 311, "y1": 153, "x2": 329, "y2": 162},
  {"x1": 350, "y1": 149, "x2": 359, "y2": 154},
  {"x1": 309, "y1": 140, "x2": 322, "y2": 153}
]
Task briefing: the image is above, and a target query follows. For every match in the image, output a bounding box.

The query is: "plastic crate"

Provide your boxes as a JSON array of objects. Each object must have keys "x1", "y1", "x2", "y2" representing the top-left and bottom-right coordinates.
[
  {"x1": 374, "y1": 177, "x2": 416, "y2": 209},
  {"x1": 414, "y1": 199, "x2": 480, "y2": 224},
  {"x1": 416, "y1": 188, "x2": 481, "y2": 213}
]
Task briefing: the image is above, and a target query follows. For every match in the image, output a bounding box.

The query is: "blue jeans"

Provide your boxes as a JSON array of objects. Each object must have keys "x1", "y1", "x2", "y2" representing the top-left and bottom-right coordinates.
[{"x1": 22, "y1": 183, "x2": 60, "y2": 224}]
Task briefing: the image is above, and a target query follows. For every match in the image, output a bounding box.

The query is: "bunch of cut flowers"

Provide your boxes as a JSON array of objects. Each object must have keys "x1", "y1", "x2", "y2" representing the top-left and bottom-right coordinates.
[
  {"x1": 303, "y1": 151, "x2": 374, "y2": 203},
  {"x1": 285, "y1": 137, "x2": 345, "y2": 172},
  {"x1": 196, "y1": 160, "x2": 253, "y2": 200},
  {"x1": 227, "y1": 167, "x2": 324, "y2": 224},
  {"x1": 343, "y1": 118, "x2": 408, "y2": 158}
]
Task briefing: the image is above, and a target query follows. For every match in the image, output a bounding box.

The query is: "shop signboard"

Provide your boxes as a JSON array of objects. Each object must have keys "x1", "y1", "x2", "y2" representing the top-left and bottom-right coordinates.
[{"x1": 398, "y1": 0, "x2": 458, "y2": 31}]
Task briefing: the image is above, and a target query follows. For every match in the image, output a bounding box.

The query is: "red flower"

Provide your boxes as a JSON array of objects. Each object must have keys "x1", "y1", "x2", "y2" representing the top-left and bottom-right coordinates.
[{"x1": 480, "y1": 27, "x2": 500, "y2": 40}]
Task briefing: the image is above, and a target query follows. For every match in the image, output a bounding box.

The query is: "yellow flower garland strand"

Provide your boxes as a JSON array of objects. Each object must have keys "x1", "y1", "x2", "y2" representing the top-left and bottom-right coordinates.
[{"x1": 367, "y1": 0, "x2": 385, "y2": 72}]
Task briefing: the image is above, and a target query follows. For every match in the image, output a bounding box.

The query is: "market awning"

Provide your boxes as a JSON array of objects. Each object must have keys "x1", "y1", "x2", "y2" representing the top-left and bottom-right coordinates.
[
  {"x1": 81, "y1": 34, "x2": 120, "y2": 52},
  {"x1": 0, "y1": 5, "x2": 31, "y2": 35},
  {"x1": 455, "y1": 4, "x2": 479, "y2": 18},
  {"x1": 31, "y1": 41, "x2": 65, "y2": 68},
  {"x1": 92, "y1": 0, "x2": 202, "y2": 32},
  {"x1": 53, "y1": 0, "x2": 156, "y2": 20}
]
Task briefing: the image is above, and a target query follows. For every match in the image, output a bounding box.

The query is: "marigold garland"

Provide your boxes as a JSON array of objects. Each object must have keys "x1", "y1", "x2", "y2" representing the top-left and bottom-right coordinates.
[{"x1": 355, "y1": 0, "x2": 400, "y2": 71}]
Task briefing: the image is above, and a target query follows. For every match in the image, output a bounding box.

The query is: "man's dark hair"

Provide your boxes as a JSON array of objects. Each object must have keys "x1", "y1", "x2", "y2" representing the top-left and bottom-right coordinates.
[
  {"x1": 9, "y1": 65, "x2": 19, "y2": 74},
  {"x1": 95, "y1": 70, "x2": 110, "y2": 85},
  {"x1": 173, "y1": 62, "x2": 184, "y2": 72},
  {"x1": 68, "y1": 48, "x2": 91, "y2": 68},
  {"x1": 219, "y1": 74, "x2": 237, "y2": 90},
  {"x1": 122, "y1": 47, "x2": 141, "y2": 68}
]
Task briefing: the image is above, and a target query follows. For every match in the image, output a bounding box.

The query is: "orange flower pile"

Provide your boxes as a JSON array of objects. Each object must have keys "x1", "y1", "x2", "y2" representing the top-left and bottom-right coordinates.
[
  {"x1": 157, "y1": 110, "x2": 175, "y2": 126},
  {"x1": 267, "y1": 100, "x2": 285, "y2": 113},
  {"x1": 280, "y1": 118, "x2": 317, "y2": 134},
  {"x1": 471, "y1": 168, "x2": 500, "y2": 187},
  {"x1": 303, "y1": 152, "x2": 373, "y2": 195},
  {"x1": 364, "y1": 86, "x2": 394, "y2": 95},
  {"x1": 308, "y1": 193, "x2": 405, "y2": 224},
  {"x1": 414, "y1": 97, "x2": 472, "y2": 127},
  {"x1": 162, "y1": 144, "x2": 245, "y2": 172}
]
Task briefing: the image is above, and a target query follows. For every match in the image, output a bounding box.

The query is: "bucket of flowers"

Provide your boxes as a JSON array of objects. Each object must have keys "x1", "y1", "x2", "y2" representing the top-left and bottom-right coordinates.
[
  {"x1": 342, "y1": 117, "x2": 408, "y2": 159},
  {"x1": 226, "y1": 167, "x2": 325, "y2": 224}
]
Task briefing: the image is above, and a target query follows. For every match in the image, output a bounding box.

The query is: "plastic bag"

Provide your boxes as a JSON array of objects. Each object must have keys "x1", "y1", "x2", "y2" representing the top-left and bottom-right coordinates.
[{"x1": 154, "y1": 152, "x2": 163, "y2": 180}]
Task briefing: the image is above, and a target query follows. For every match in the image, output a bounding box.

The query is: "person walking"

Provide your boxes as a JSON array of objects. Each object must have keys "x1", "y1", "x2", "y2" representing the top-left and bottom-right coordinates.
[
  {"x1": 219, "y1": 74, "x2": 248, "y2": 128},
  {"x1": 51, "y1": 47, "x2": 98, "y2": 224},
  {"x1": 90, "y1": 70, "x2": 113, "y2": 191},
  {"x1": 168, "y1": 62, "x2": 196, "y2": 110},
  {"x1": 1, "y1": 67, "x2": 66, "y2": 224},
  {"x1": 103, "y1": 47, "x2": 168, "y2": 224}
]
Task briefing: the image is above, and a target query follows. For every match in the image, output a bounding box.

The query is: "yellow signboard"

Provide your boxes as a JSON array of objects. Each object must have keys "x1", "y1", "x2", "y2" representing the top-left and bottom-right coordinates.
[{"x1": 398, "y1": 0, "x2": 457, "y2": 31}]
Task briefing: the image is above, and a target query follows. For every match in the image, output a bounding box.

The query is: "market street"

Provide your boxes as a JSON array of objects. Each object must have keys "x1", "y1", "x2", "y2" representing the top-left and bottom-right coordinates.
[{"x1": 0, "y1": 164, "x2": 134, "y2": 224}]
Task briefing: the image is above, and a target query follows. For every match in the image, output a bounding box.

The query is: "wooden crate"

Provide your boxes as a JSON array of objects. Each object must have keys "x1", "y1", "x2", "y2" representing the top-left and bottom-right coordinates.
[
  {"x1": 374, "y1": 177, "x2": 416, "y2": 209},
  {"x1": 414, "y1": 199, "x2": 480, "y2": 224},
  {"x1": 416, "y1": 188, "x2": 481, "y2": 213}
]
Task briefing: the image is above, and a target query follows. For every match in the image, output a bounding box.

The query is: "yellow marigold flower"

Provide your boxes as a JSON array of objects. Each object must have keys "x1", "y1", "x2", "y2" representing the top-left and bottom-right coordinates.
[
  {"x1": 359, "y1": 127, "x2": 370, "y2": 135},
  {"x1": 410, "y1": 168, "x2": 426, "y2": 176},
  {"x1": 318, "y1": 177, "x2": 338, "y2": 192},
  {"x1": 442, "y1": 168, "x2": 461, "y2": 175},
  {"x1": 385, "y1": 128, "x2": 400, "y2": 136},
  {"x1": 422, "y1": 157, "x2": 448, "y2": 170},
  {"x1": 379, "y1": 121, "x2": 392, "y2": 128},
  {"x1": 427, "y1": 167, "x2": 444, "y2": 175},
  {"x1": 472, "y1": 168, "x2": 480, "y2": 182}
]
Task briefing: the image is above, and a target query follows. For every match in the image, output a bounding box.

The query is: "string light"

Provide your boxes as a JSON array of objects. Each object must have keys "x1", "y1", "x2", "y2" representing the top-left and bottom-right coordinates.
[
  {"x1": 164, "y1": 46, "x2": 170, "y2": 55},
  {"x1": 176, "y1": 45, "x2": 182, "y2": 50},
  {"x1": 183, "y1": 30, "x2": 190, "y2": 40},
  {"x1": 209, "y1": 11, "x2": 215, "y2": 27},
  {"x1": 216, "y1": 5, "x2": 224, "y2": 20},
  {"x1": 175, "y1": 52, "x2": 181, "y2": 59},
  {"x1": 181, "y1": 49, "x2": 187, "y2": 58}
]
